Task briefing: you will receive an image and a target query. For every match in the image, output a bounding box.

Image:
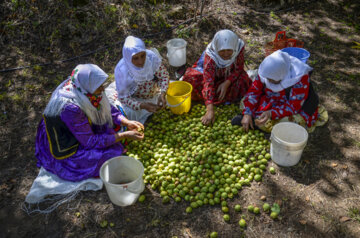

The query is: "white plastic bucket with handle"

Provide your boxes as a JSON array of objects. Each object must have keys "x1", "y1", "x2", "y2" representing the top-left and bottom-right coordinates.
[
  {"x1": 270, "y1": 122, "x2": 308, "y2": 167},
  {"x1": 167, "y1": 38, "x2": 187, "y2": 67},
  {"x1": 100, "y1": 156, "x2": 144, "y2": 206}
]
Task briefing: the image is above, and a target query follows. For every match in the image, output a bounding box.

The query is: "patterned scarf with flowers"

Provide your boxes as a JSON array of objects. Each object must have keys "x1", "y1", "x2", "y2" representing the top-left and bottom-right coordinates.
[{"x1": 85, "y1": 93, "x2": 102, "y2": 110}]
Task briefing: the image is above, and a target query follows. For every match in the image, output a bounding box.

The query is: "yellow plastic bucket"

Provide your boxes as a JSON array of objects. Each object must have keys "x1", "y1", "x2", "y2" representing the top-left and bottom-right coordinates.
[{"x1": 166, "y1": 81, "x2": 193, "y2": 115}]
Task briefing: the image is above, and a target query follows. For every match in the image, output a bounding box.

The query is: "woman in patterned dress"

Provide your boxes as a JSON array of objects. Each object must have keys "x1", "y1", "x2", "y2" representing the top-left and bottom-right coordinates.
[
  {"x1": 231, "y1": 50, "x2": 328, "y2": 133},
  {"x1": 182, "y1": 29, "x2": 251, "y2": 125},
  {"x1": 106, "y1": 36, "x2": 170, "y2": 124},
  {"x1": 35, "y1": 64, "x2": 144, "y2": 181}
]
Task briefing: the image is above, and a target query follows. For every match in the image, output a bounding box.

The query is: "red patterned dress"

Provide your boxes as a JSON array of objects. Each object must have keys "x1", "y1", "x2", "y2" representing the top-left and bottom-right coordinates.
[{"x1": 182, "y1": 48, "x2": 251, "y2": 105}]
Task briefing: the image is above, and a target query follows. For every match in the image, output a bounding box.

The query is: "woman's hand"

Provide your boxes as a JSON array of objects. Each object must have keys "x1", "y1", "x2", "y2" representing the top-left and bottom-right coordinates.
[
  {"x1": 157, "y1": 92, "x2": 167, "y2": 109},
  {"x1": 241, "y1": 114, "x2": 254, "y2": 132},
  {"x1": 116, "y1": 130, "x2": 144, "y2": 142},
  {"x1": 216, "y1": 80, "x2": 231, "y2": 101},
  {"x1": 254, "y1": 111, "x2": 271, "y2": 126},
  {"x1": 140, "y1": 102, "x2": 159, "y2": 113},
  {"x1": 126, "y1": 120, "x2": 144, "y2": 132},
  {"x1": 120, "y1": 117, "x2": 144, "y2": 130},
  {"x1": 201, "y1": 104, "x2": 215, "y2": 126}
]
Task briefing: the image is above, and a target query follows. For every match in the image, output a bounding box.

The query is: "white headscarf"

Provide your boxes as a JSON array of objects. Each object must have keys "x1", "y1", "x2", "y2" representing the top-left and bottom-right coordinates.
[
  {"x1": 258, "y1": 50, "x2": 313, "y2": 92},
  {"x1": 205, "y1": 29, "x2": 244, "y2": 68},
  {"x1": 114, "y1": 36, "x2": 161, "y2": 98},
  {"x1": 44, "y1": 64, "x2": 113, "y2": 126}
]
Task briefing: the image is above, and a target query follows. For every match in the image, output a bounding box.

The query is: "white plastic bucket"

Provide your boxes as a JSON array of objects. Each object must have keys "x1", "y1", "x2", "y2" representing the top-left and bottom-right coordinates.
[
  {"x1": 270, "y1": 122, "x2": 308, "y2": 167},
  {"x1": 167, "y1": 38, "x2": 187, "y2": 67},
  {"x1": 100, "y1": 156, "x2": 145, "y2": 206}
]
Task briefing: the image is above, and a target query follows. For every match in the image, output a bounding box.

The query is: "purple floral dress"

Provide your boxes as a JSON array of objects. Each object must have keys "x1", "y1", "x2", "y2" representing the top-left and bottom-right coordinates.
[{"x1": 35, "y1": 104, "x2": 124, "y2": 181}]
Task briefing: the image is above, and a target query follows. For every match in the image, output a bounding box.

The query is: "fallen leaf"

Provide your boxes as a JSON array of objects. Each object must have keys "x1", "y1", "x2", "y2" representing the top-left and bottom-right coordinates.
[
  {"x1": 351, "y1": 41, "x2": 360, "y2": 49},
  {"x1": 75, "y1": 212, "x2": 81, "y2": 218},
  {"x1": 341, "y1": 165, "x2": 348, "y2": 169},
  {"x1": 299, "y1": 220, "x2": 307, "y2": 225},
  {"x1": 185, "y1": 228, "x2": 192, "y2": 237},
  {"x1": 331, "y1": 163, "x2": 338, "y2": 167},
  {"x1": 260, "y1": 195, "x2": 266, "y2": 201},
  {"x1": 340, "y1": 216, "x2": 351, "y2": 222},
  {"x1": 241, "y1": 29, "x2": 250, "y2": 35},
  {"x1": 304, "y1": 160, "x2": 310, "y2": 164},
  {"x1": 0, "y1": 184, "x2": 8, "y2": 190},
  {"x1": 271, "y1": 203, "x2": 281, "y2": 214},
  {"x1": 305, "y1": 196, "x2": 310, "y2": 202}
]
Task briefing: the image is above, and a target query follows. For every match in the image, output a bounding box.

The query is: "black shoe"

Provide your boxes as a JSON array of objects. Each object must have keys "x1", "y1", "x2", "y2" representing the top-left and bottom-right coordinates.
[{"x1": 231, "y1": 114, "x2": 243, "y2": 126}]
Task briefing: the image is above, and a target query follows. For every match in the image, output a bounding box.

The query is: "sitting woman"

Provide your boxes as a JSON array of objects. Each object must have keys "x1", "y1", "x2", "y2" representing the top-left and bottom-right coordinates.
[
  {"x1": 182, "y1": 29, "x2": 251, "y2": 125},
  {"x1": 35, "y1": 64, "x2": 144, "y2": 182},
  {"x1": 231, "y1": 50, "x2": 328, "y2": 133},
  {"x1": 106, "y1": 36, "x2": 170, "y2": 124}
]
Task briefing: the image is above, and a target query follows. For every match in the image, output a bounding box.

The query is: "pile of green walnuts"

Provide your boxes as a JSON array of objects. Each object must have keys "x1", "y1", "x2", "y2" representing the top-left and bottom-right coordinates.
[{"x1": 127, "y1": 104, "x2": 271, "y2": 211}]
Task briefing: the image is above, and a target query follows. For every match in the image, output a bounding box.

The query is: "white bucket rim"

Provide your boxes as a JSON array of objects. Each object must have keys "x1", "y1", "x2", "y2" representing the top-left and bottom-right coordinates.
[
  {"x1": 270, "y1": 135, "x2": 307, "y2": 151},
  {"x1": 166, "y1": 38, "x2": 187, "y2": 49},
  {"x1": 271, "y1": 122, "x2": 308, "y2": 146},
  {"x1": 99, "y1": 156, "x2": 144, "y2": 188}
]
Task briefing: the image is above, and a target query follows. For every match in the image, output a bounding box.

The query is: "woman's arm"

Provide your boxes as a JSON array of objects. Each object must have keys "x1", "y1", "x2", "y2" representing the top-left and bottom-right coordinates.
[
  {"x1": 154, "y1": 63, "x2": 170, "y2": 93},
  {"x1": 111, "y1": 105, "x2": 124, "y2": 126},
  {"x1": 242, "y1": 76, "x2": 265, "y2": 117},
  {"x1": 119, "y1": 97, "x2": 141, "y2": 111},
  {"x1": 202, "y1": 54, "x2": 217, "y2": 105},
  {"x1": 270, "y1": 75, "x2": 310, "y2": 120},
  {"x1": 61, "y1": 104, "x2": 116, "y2": 149}
]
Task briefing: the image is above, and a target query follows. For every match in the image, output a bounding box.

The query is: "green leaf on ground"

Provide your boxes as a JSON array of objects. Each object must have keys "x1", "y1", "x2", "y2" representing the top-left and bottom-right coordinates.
[{"x1": 271, "y1": 203, "x2": 280, "y2": 214}]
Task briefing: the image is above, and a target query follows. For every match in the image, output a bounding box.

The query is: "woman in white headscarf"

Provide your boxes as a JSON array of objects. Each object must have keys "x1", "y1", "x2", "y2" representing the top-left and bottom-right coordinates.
[
  {"x1": 231, "y1": 50, "x2": 328, "y2": 133},
  {"x1": 182, "y1": 29, "x2": 251, "y2": 125},
  {"x1": 35, "y1": 64, "x2": 144, "y2": 181},
  {"x1": 106, "y1": 36, "x2": 170, "y2": 124}
]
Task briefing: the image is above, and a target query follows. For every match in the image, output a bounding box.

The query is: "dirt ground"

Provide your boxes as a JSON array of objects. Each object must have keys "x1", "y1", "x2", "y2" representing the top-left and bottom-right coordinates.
[{"x1": 0, "y1": 0, "x2": 360, "y2": 237}]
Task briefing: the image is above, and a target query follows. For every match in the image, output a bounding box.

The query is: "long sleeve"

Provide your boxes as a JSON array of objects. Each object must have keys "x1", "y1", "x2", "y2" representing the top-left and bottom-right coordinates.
[
  {"x1": 271, "y1": 75, "x2": 310, "y2": 120},
  {"x1": 154, "y1": 63, "x2": 170, "y2": 93},
  {"x1": 119, "y1": 96, "x2": 141, "y2": 111},
  {"x1": 242, "y1": 76, "x2": 265, "y2": 117},
  {"x1": 111, "y1": 105, "x2": 124, "y2": 126},
  {"x1": 60, "y1": 104, "x2": 116, "y2": 149},
  {"x1": 201, "y1": 54, "x2": 217, "y2": 105}
]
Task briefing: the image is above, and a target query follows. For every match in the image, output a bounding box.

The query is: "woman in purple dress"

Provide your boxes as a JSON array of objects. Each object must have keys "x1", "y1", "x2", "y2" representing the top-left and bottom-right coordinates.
[{"x1": 35, "y1": 64, "x2": 144, "y2": 182}]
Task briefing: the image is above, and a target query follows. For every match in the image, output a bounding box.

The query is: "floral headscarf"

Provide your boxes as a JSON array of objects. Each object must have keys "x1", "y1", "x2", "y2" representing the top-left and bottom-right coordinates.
[
  {"x1": 60, "y1": 65, "x2": 108, "y2": 110},
  {"x1": 44, "y1": 64, "x2": 113, "y2": 126}
]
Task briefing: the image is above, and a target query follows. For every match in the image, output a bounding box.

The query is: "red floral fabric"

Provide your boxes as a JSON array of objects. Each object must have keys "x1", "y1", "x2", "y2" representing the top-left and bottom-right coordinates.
[
  {"x1": 182, "y1": 48, "x2": 251, "y2": 105},
  {"x1": 85, "y1": 93, "x2": 102, "y2": 110}
]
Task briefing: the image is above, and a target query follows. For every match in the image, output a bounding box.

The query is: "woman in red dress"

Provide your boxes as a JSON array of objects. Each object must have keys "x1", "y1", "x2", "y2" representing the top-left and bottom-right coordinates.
[
  {"x1": 182, "y1": 29, "x2": 251, "y2": 125},
  {"x1": 231, "y1": 50, "x2": 328, "y2": 133}
]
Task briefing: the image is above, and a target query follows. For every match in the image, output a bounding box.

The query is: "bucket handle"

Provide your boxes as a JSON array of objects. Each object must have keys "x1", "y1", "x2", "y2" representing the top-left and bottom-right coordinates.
[{"x1": 166, "y1": 94, "x2": 189, "y2": 108}]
